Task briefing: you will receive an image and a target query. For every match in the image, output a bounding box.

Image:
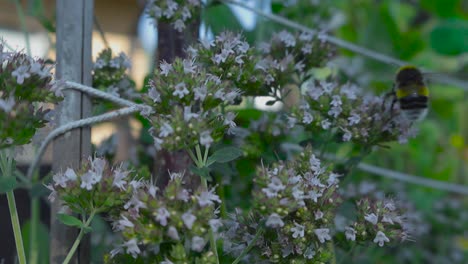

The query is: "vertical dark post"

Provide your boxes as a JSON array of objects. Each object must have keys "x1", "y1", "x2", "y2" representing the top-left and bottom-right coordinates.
[
  {"x1": 52, "y1": 0, "x2": 93, "y2": 263},
  {"x1": 155, "y1": 20, "x2": 200, "y2": 189}
]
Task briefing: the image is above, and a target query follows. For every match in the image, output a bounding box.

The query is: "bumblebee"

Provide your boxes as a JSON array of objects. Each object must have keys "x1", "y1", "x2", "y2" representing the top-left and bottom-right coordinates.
[{"x1": 386, "y1": 65, "x2": 429, "y2": 122}]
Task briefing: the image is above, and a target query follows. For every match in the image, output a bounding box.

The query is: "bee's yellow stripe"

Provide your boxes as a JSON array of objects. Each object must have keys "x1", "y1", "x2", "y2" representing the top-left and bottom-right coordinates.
[{"x1": 396, "y1": 85, "x2": 429, "y2": 98}]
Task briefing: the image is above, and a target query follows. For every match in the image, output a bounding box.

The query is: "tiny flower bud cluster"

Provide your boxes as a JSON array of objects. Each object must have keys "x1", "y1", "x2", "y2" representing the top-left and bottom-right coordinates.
[
  {"x1": 193, "y1": 31, "x2": 267, "y2": 96},
  {"x1": 257, "y1": 30, "x2": 334, "y2": 99},
  {"x1": 48, "y1": 156, "x2": 136, "y2": 215},
  {"x1": 146, "y1": 0, "x2": 201, "y2": 32},
  {"x1": 290, "y1": 80, "x2": 417, "y2": 145},
  {"x1": 224, "y1": 146, "x2": 342, "y2": 262},
  {"x1": 347, "y1": 198, "x2": 408, "y2": 247},
  {"x1": 109, "y1": 172, "x2": 220, "y2": 263},
  {"x1": 93, "y1": 48, "x2": 137, "y2": 100},
  {"x1": 143, "y1": 57, "x2": 239, "y2": 151},
  {"x1": 0, "y1": 43, "x2": 63, "y2": 148}
]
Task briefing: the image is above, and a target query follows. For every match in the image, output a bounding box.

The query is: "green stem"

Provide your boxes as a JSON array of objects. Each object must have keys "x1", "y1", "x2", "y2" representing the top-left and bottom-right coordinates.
[
  {"x1": 13, "y1": 0, "x2": 31, "y2": 55},
  {"x1": 232, "y1": 226, "x2": 264, "y2": 264},
  {"x1": 7, "y1": 191, "x2": 27, "y2": 264},
  {"x1": 1, "y1": 150, "x2": 27, "y2": 264},
  {"x1": 30, "y1": 170, "x2": 40, "y2": 264},
  {"x1": 188, "y1": 145, "x2": 219, "y2": 264},
  {"x1": 63, "y1": 211, "x2": 96, "y2": 264}
]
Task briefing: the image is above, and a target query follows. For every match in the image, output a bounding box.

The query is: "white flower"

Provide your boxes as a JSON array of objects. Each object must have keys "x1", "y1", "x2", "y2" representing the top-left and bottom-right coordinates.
[
  {"x1": 278, "y1": 30, "x2": 296, "y2": 47},
  {"x1": 314, "y1": 210, "x2": 324, "y2": 220},
  {"x1": 173, "y1": 82, "x2": 189, "y2": 98},
  {"x1": 160, "y1": 61, "x2": 172, "y2": 76},
  {"x1": 306, "y1": 82, "x2": 324, "y2": 100},
  {"x1": 342, "y1": 129, "x2": 352, "y2": 142},
  {"x1": 373, "y1": 231, "x2": 390, "y2": 247},
  {"x1": 147, "y1": 183, "x2": 158, "y2": 198},
  {"x1": 176, "y1": 188, "x2": 190, "y2": 202},
  {"x1": 53, "y1": 173, "x2": 68, "y2": 188},
  {"x1": 224, "y1": 112, "x2": 237, "y2": 128},
  {"x1": 0, "y1": 94, "x2": 16, "y2": 113},
  {"x1": 12, "y1": 65, "x2": 31, "y2": 84},
  {"x1": 181, "y1": 6, "x2": 191, "y2": 20},
  {"x1": 196, "y1": 187, "x2": 221, "y2": 207},
  {"x1": 124, "y1": 193, "x2": 147, "y2": 214},
  {"x1": 159, "y1": 122, "x2": 174, "y2": 137},
  {"x1": 330, "y1": 95, "x2": 342, "y2": 107},
  {"x1": 94, "y1": 58, "x2": 106, "y2": 69},
  {"x1": 183, "y1": 58, "x2": 196, "y2": 74},
  {"x1": 163, "y1": 0, "x2": 178, "y2": 18},
  {"x1": 301, "y1": 43, "x2": 312, "y2": 54},
  {"x1": 194, "y1": 85, "x2": 207, "y2": 101},
  {"x1": 184, "y1": 106, "x2": 199, "y2": 121},
  {"x1": 382, "y1": 214, "x2": 394, "y2": 224},
  {"x1": 113, "y1": 215, "x2": 134, "y2": 231},
  {"x1": 292, "y1": 185, "x2": 305, "y2": 202},
  {"x1": 268, "y1": 177, "x2": 286, "y2": 192},
  {"x1": 209, "y1": 219, "x2": 223, "y2": 233},
  {"x1": 327, "y1": 172, "x2": 340, "y2": 187},
  {"x1": 266, "y1": 213, "x2": 284, "y2": 228},
  {"x1": 214, "y1": 89, "x2": 225, "y2": 100},
  {"x1": 29, "y1": 61, "x2": 50, "y2": 78},
  {"x1": 148, "y1": 87, "x2": 161, "y2": 102},
  {"x1": 191, "y1": 236, "x2": 206, "y2": 252},
  {"x1": 113, "y1": 168, "x2": 128, "y2": 190},
  {"x1": 182, "y1": 211, "x2": 197, "y2": 229},
  {"x1": 321, "y1": 119, "x2": 331, "y2": 130},
  {"x1": 348, "y1": 112, "x2": 361, "y2": 125},
  {"x1": 155, "y1": 207, "x2": 170, "y2": 226},
  {"x1": 328, "y1": 106, "x2": 342, "y2": 118},
  {"x1": 45, "y1": 184, "x2": 57, "y2": 202},
  {"x1": 123, "y1": 238, "x2": 141, "y2": 258},
  {"x1": 309, "y1": 155, "x2": 321, "y2": 171},
  {"x1": 173, "y1": 19, "x2": 185, "y2": 32},
  {"x1": 160, "y1": 258, "x2": 174, "y2": 264},
  {"x1": 299, "y1": 31, "x2": 314, "y2": 41},
  {"x1": 167, "y1": 226, "x2": 180, "y2": 240},
  {"x1": 304, "y1": 246, "x2": 316, "y2": 259},
  {"x1": 302, "y1": 111, "x2": 313, "y2": 124},
  {"x1": 306, "y1": 190, "x2": 322, "y2": 202},
  {"x1": 199, "y1": 130, "x2": 213, "y2": 147},
  {"x1": 314, "y1": 228, "x2": 331, "y2": 243},
  {"x1": 287, "y1": 116, "x2": 296, "y2": 129},
  {"x1": 237, "y1": 41, "x2": 249, "y2": 53},
  {"x1": 345, "y1": 226, "x2": 356, "y2": 241},
  {"x1": 365, "y1": 213, "x2": 378, "y2": 225},
  {"x1": 80, "y1": 172, "x2": 95, "y2": 190},
  {"x1": 320, "y1": 81, "x2": 335, "y2": 94},
  {"x1": 291, "y1": 223, "x2": 305, "y2": 238}
]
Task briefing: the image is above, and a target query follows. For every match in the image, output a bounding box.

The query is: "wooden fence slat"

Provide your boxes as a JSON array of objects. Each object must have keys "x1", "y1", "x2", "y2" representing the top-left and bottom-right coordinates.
[{"x1": 52, "y1": 1, "x2": 93, "y2": 263}]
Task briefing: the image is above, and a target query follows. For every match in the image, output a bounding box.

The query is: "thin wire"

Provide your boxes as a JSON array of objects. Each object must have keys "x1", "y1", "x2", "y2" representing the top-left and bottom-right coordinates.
[
  {"x1": 64, "y1": 81, "x2": 138, "y2": 107},
  {"x1": 324, "y1": 154, "x2": 468, "y2": 195},
  {"x1": 221, "y1": 0, "x2": 468, "y2": 90},
  {"x1": 26, "y1": 107, "x2": 141, "y2": 179}
]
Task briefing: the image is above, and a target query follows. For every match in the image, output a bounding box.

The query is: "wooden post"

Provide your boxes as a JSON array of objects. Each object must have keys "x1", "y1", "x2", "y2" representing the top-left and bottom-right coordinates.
[{"x1": 52, "y1": 0, "x2": 93, "y2": 263}]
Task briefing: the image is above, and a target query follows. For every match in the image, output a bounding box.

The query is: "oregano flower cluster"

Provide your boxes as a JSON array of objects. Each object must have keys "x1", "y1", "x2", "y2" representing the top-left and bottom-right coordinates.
[
  {"x1": 0, "y1": 42, "x2": 63, "y2": 149},
  {"x1": 222, "y1": 147, "x2": 408, "y2": 263},
  {"x1": 93, "y1": 48, "x2": 138, "y2": 100},
  {"x1": 146, "y1": 0, "x2": 201, "y2": 32},
  {"x1": 108, "y1": 172, "x2": 221, "y2": 263},
  {"x1": 143, "y1": 57, "x2": 239, "y2": 151}
]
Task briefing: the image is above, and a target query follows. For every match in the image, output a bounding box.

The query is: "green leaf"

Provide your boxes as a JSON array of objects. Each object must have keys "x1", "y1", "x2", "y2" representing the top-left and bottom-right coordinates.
[
  {"x1": 0, "y1": 176, "x2": 17, "y2": 193},
  {"x1": 57, "y1": 214, "x2": 84, "y2": 228},
  {"x1": 190, "y1": 165, "x2": 212, "y2": 181},
  {"x1": 430, "y1": 19, "x2": 468, "y2": 56},
  {"x1": 207, "y1": 146, "x2": 243, "y2": 166}
]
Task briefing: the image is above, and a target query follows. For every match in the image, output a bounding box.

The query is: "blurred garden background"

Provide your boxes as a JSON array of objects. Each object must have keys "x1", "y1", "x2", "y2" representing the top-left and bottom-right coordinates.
[{"x1": 0, "y1": 0, "x2": 467, "y2": 263}]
